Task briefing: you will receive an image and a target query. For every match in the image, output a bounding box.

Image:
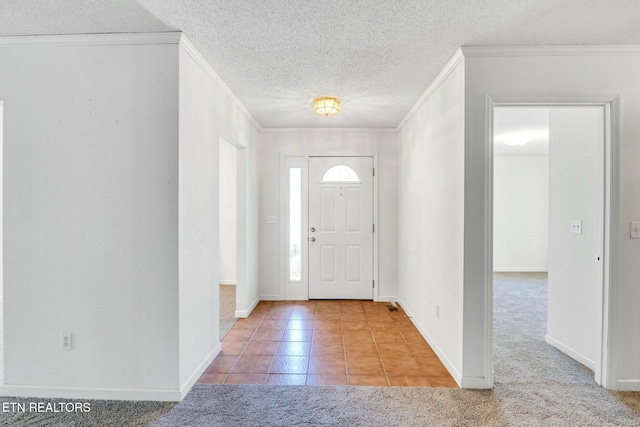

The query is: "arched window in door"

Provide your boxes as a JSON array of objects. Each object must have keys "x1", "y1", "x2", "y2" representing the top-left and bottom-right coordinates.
[{"x1": 321, "y1": 165, "x2": 360, "y2": 182}]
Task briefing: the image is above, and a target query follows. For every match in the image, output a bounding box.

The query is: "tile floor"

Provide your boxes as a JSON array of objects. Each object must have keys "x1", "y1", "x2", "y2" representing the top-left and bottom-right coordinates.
[{"x1": 198, "y1": 300, "x2": 458, "y2": 387}]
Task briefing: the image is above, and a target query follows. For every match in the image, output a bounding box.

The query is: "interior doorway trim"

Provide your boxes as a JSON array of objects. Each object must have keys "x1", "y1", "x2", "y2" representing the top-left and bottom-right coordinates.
[
  {"x1": 483, "y1": 96, "x2": 619, "y2": 389},
  {"x1": 219, "y1": 135, "x2": 250, "y2": 318},
  {"x1": 279, "y1": 152, "x2": 380, "y2": 301}
]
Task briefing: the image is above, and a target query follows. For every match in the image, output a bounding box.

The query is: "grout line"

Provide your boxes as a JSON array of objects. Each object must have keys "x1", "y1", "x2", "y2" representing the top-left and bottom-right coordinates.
[
  {"x1": 305, "y1": 304, "x2": 317, "y2": 379},
  {"x1": 369, "y1": 313, "x2": 391, "y2": 386},
  {"x1": 342, "y1": 306, "x2": 350, "y2": 385},
  {"x1": 303, "y1": 303, "x2": 318, "y2": 385},
  {"x1": 337, "y1": 303, "x2": 349, "y2": 385},
  {"x1": 222, "y1": 306, "x2": 268, "y2": 382}
]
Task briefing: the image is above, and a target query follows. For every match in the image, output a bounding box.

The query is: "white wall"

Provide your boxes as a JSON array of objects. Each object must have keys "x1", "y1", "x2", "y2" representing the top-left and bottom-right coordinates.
[
  {"x1": 493, "y1": 156, "x2": 549, "y2": 271},
  {"x1": 258, "y1": 129, "x2": 398, "y2": 301},
  {"x1": 546, "y1": 107, "x2": 603, "y2": 370},
  {"x1": 219, "y1": 141, "x2": 237, "y2": 283},
  {"x1": 0, "y1": 33, "x2": 262, "y2": 401},
  {"x1": 397, "y1": 56, "x2": 466, "y2": 384},
  {"x1": 177, "y1": 43, "x2": 219, "y2": 395},
  {"x1": 0, "y1": 102, "x2": 3, "y2": 303},
  {"x1": 463, "y1": 47, "x2": 640, "y2": 390},
  {"x1": 0, "y1": 35, "x2": 180, "y2": 399},
  {"x1": 177, "y1": 37, "x2": 261, "y2": 392}
]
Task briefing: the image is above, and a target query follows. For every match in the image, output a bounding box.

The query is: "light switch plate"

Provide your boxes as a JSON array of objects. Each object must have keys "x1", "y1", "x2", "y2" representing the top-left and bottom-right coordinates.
[
  {"x1": 265, "y1": 215, "x2": 278, "y2": 224},
  {"x1": 571, "y1": 220, "x2": 582, "y2": 234}
]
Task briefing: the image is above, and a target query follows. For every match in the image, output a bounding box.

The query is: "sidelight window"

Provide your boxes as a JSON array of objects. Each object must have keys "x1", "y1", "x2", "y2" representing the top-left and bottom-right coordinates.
[{"x1": 289, "y1": 168, "x2": 302, "y2": 281}]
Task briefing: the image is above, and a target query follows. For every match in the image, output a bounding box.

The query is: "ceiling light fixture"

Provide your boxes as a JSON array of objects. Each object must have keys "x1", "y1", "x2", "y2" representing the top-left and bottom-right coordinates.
[
  {"x1": 503, "y1": 136, "x2": 531, "y2": 146},
  {"x1": 495, "y1": 130, "x2": 547, "y2": 146},
  {"x1": 314, "y1": 97, "x2": 341, "y2": 116}
]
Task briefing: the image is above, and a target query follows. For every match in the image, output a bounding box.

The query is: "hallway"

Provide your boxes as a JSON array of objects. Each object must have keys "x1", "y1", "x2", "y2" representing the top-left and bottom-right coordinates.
[{"x1": 199, "y1": 300, "x2": 457, "y2": 387}]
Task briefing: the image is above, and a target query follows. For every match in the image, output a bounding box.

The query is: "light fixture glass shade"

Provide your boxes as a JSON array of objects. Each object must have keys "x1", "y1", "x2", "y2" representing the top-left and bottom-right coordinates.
[
  {"x1": 495, "y1": 129, "x2": 547, "y2": 146},
  {"x1": 314, "y1": 97, "x2": 341, "y2": 116},
  {"x1": 503, "y1": 136, "x2": 531, "y2": 146}
]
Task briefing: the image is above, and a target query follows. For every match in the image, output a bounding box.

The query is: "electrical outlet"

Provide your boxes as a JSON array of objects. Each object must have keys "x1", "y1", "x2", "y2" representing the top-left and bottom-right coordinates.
[
  {"x1": 571, "y1": 220, "x2": 582, "y2": 234},
  {"x1": 435, "y1": 304, "x2": 440, "y2": 319},
  {"x1": 631, "y1": 222, "x2": 640, "y2": 239},
  {"x1": 60, "y1": 332, "x2": 72, "y2": 350}
]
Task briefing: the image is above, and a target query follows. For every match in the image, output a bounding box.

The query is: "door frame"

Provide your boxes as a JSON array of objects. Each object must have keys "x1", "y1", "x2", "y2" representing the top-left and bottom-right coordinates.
[
  {"x1": 219, "y1": 135, "x2": 249, "y2": 318},
  {"x1": 483, "y1": 97, "x2": 618, "y2": 389},
  {"x1": 279, "y1": 152, "x2": 380, "y2": 301},
  {"x1": 307, "y1": 156, "x2": 375, "y2": 300}
]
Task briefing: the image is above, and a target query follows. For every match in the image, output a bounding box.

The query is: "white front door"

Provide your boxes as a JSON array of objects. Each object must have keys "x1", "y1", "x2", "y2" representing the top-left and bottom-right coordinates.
[{"x1": 308, "y1": 156, "x2": 373, "y2": 299}]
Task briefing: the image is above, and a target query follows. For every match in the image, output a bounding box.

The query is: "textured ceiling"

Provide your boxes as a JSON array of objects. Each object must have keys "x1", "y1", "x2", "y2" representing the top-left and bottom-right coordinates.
[
  {"x1": 2, "y1": 1, "x2": 640, "y2": 128},
  {"x1": 0, "y1": 0, "x2": 171, "y2": 35}
]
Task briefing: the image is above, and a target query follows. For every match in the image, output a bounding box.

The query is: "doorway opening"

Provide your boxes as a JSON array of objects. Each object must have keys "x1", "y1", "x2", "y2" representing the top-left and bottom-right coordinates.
[
  {"x1": 492, "y1": 105, "x2": 607, "y2": 387},
  {"x1": 219, "y1": 140, "x2": 237, "y2": 337},
  {"x1": 218, "y1": 137, "x2": 247, "y2": 338}
]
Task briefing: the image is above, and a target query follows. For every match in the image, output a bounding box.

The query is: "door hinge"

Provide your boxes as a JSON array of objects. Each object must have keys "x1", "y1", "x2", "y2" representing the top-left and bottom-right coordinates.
[
  {"x1": 372, "y1": 224, "x2": 375, "y2": 233},
  {"x1": 372, "y1": 167, "x2": 375, "y2": 176},
  {"x1": 372, "y1": 280, "x2": 375, "y2": 289}
]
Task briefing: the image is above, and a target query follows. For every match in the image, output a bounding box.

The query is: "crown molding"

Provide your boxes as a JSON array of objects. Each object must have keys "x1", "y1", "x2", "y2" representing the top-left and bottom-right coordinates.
[
  {"x1": 178, "y1": 34, "x2": 262, "y2": 131},
  {"x1": 0, "y1": 32, "x2": 262, "y2": 131},
  {"x1": 396, "y1": 44, "x2": 640, "y2": 131},
  {"x1": 396, "y1": 48, "x2": 464, "y2": 130},
  {"x1": 0, "y1": 32, "x2": 182, "y2": 47},
  {"x1": 460, "y1": 45, "x2": 640, "y2": 57}
]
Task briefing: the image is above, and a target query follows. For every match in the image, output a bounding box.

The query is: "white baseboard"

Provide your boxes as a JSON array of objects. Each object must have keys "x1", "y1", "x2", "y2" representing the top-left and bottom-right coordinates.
[
  {"x1": 493, "y1": 268, "x2": 548, "y2": 273},
  {"x1": 179, "y1": 342, "x2": 221, "y2": 399},
  {"x1": 256, "y1": 294, "x2": 398, "y2": 303},
  {"x1": 616, "y1": 379, "x2": 640, "y2": 391},
  {"x1": 219, "y1": 280, "x2": 236, "y2": 285},
  {"x1": 545, "y1": 334, "x2": 595, "y2": 370},
  {"x1": 0, "y1": 343, "x2": 223, "y2": 402},
  {"x1": 0, "y1": 384, "x2": 182, "y2": 402},
  {"x1": 396, "y1": 297, "x2": 463, "y2": 388},
  {"x1": 235, "y1": 295, "x2": 260, "y2": 318},
  {"x1": 259, "y1": 294, "x2": 282, "y2": 301},
  {"x1": 460, "y1": 376, "x2": 490, "y2": 389}
]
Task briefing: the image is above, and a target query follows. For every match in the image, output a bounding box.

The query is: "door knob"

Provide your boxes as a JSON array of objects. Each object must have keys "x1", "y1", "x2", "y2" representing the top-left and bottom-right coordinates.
[
  {"x1": 310, "y1": 237, "x2": 316, "y2": 242},
  {"x1": 310, "y1": 227, "x2": 316, "y2": 232}
]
